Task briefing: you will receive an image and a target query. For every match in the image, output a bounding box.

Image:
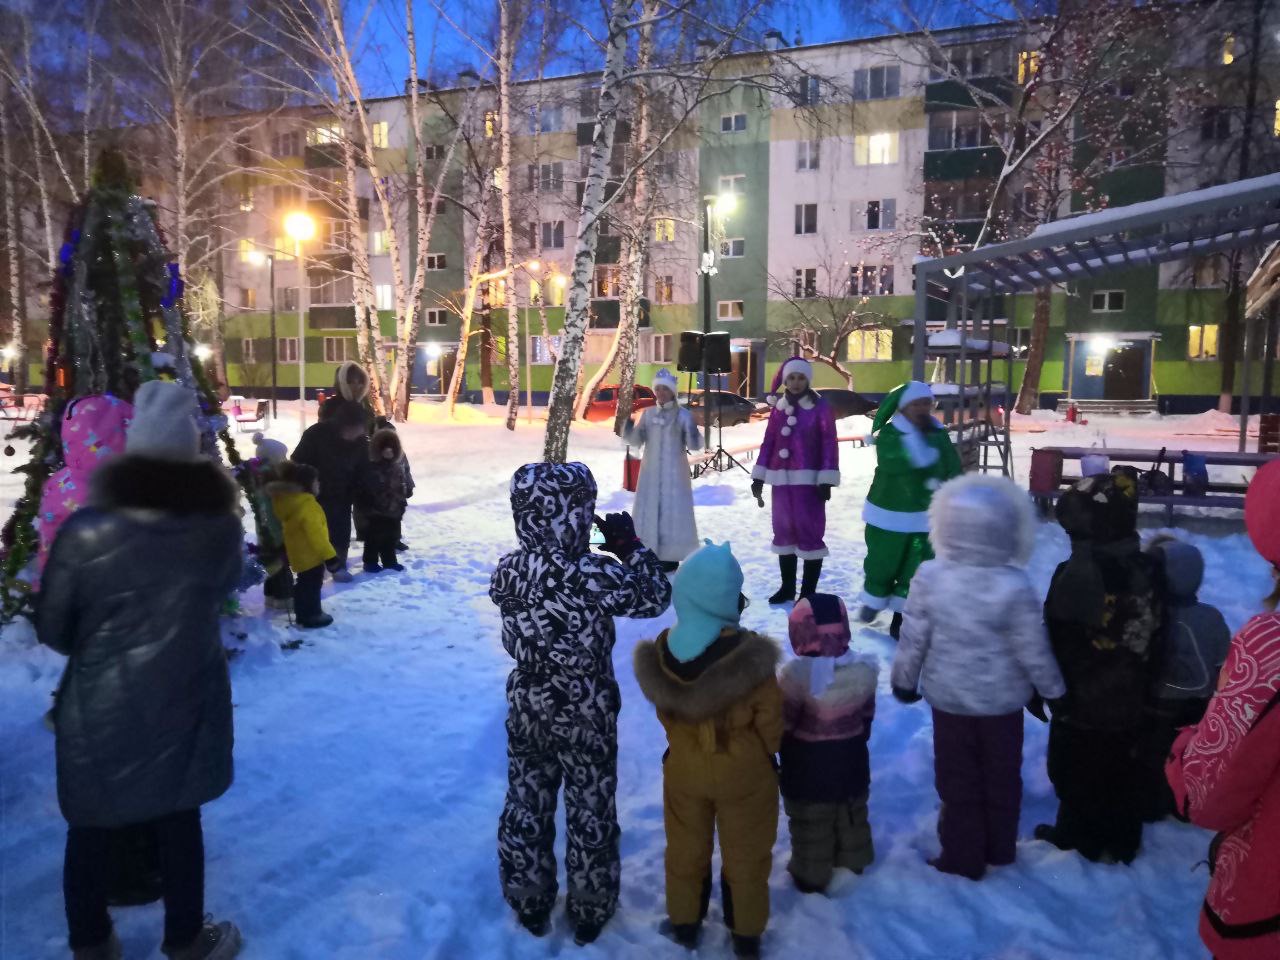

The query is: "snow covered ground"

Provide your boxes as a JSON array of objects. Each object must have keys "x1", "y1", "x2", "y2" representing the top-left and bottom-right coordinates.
[{"x1": 1, "y1": 404, "x2": 1273, "y2": 960}]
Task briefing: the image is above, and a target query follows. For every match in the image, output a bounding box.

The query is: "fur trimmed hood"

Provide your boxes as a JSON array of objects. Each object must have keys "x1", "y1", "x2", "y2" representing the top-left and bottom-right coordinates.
[
  {"x1": 334, "y1": 361, "x2": 370, "y2": 404},
  {"x1": 634, "y1": 629, "x2": 780, "y2": 723},
  {"x1": 369, "y1": 427, "x2": 403, "y2": 462},
  {"x1": 264, "y1": 461, "x2": 319, "y2": 498},
  {"x1": 89, "y1": 455, "x2": 240, "y2": 516},
  {"x1": 929, "y1": 472, "x2": 1036, "y2": 567}
]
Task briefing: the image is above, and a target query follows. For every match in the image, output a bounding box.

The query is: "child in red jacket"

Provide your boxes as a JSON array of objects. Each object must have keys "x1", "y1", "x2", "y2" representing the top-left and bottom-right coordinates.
[{"x1": 1166, "y1": 461, "x2": 1280, "y2": 960}]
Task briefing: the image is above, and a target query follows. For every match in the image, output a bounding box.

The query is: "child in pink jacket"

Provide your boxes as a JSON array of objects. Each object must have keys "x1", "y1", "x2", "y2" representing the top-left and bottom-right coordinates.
[
  {"x1": 1166, "y1": 460, "x2": 1280, "y2": 960},
  {"x1": 34, "y1": 395, "x2": 133, "y2": 585}
]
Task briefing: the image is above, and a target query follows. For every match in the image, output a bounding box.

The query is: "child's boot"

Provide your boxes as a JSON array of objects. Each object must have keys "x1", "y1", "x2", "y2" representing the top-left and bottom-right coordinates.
[
  {"x1": 573, "y1": 921, "x2": 604, "y2": 946},
  {"x1": 517, "y1": 910, "x2": 550, "y2": 938},
  {"x1": 732, "y1": 934, "x2": 762, "y2": 958},
  {"x1": 659, "y1": 920, "x2": 701, "y2": 949},
  {"x1": 768, "y1": 555, "x2": 797, "y2": 604}
]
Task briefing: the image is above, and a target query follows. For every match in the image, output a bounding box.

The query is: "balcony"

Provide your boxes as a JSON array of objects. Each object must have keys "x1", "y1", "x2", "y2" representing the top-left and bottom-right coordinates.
[
  {"x1": 924, "y1": 76, "x2": 1014, "y2": 113},
  {"x1": 309, "y1": 306, "x2": 357, "y2": 329},
  {"x1": 924, "y1": 146, "x2": 1003, "y2": 181}
]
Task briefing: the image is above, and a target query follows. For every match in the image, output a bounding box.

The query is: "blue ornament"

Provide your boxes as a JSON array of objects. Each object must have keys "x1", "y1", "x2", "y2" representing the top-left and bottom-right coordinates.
[{"x1": 161, "y1": 263, "x2": 185, "y2": 308}]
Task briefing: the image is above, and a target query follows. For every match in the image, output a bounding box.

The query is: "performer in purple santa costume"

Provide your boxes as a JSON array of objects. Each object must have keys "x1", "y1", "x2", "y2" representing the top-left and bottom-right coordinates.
[{"x1": 751, "y1": 356, "x2": 840, "y2": 603}]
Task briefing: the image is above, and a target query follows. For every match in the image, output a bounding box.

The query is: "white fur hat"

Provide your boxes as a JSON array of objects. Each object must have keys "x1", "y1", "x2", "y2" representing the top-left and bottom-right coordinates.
[
  {"x1": 253, "y1": 431, "x2": 288, "y2": 464},
  {"x1": 652, "y1": 368, "x2": 678, "y2": 393},
  {"x1": 125, "y1": 380, "x2": 201, "y2": 462},
  {"x1": 896, "y1": 380, "x2": 934, "y2": 409},
  {"x1": 779, "y1": 357, "x2": 814, "y2": 386}
]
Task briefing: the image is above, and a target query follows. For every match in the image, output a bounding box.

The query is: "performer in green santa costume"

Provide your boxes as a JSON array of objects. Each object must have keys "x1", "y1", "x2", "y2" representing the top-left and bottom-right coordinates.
[{"x1": 859, "y1": 381, "x2": 962, "y2": 638}]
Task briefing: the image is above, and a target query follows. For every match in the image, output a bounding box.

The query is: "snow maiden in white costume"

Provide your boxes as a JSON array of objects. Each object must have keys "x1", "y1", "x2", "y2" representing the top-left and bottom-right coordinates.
[{"x1": 627, "y1": 368, "x2": 702, "y2": 568}]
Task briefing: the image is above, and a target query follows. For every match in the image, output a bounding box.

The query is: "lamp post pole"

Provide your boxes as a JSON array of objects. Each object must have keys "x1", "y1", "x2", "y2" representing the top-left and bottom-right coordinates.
[
  {"x1": 296, "y1": 237, "x2": 306, "y2": 431},
  {"x1": 700, "y1": 198, "x2": 713, "y2": 452},
  {"x1": 268, "y1": 253, "x2": 278, "y2": 420}
]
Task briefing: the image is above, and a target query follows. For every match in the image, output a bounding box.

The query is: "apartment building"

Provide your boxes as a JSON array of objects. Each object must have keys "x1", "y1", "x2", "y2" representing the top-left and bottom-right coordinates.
[{"x1": 201, "y1": 11, "x2": 1278, "y2": 409}]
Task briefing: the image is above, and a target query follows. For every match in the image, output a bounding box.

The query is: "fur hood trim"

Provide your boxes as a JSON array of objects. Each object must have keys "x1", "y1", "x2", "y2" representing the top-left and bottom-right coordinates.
[
  {"x1": 265, "y1": 461, "x2": 318, "y2": 497},
  {"x1": 634, "y1": 630, "x2": 780, "y2": 722},
  {"x1": 781, "y1": 655, "x2": 879, "y2": 707},
  {"x1": 929, "y1": 471, "x2": 1036, "y2": 567},
  {"x1": 90, "y1": 455, "x2": 239, "y2": 515},
  {"x1": 369, "y1": 427, "x2": 403, "y2": 462}
]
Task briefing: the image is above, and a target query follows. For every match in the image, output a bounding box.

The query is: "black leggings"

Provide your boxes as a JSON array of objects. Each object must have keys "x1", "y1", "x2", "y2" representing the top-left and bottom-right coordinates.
[
  {"x1": 294, "y1": 564, "x2": 325, "y2": 622},
  {"x1": 65, "y1": 808, "x2": 204, "y2": 951},
  {"x1": 362, "y1": 516, "x2": 401, "y2": 568}
]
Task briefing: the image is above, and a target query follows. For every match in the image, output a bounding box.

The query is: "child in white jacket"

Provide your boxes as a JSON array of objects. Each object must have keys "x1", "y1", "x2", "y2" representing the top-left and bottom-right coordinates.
[{"x1": 891, "y1": 474, "x2": 1065, "y2": 880}]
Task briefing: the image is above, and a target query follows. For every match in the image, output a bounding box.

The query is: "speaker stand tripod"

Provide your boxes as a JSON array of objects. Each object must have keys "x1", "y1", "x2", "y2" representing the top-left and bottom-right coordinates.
[{"x1": 692, "y1": 401, "x2": 752, "y2": 479}]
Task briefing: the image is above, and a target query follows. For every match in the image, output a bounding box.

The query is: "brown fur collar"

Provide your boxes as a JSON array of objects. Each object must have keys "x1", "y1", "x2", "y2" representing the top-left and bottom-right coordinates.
[
  {"x1": 369, "y1": 428, "x2": 402, "y2": 462},
  {"x1": 90, "y1": 455, "x2": 239, "y2": 515},
  {"x1": 634, "y1": 630, "x2": 780, "y2": 723}
]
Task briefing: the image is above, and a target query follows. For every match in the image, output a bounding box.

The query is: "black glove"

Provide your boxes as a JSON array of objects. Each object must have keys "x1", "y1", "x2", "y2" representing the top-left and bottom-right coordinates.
[
  {"x1": 594, "y1": 512, "x2": 641, "y2": 558},
  {"x1": 750, "y1": 480, "x2": 765, "y2": 507},
  {"x1": 818, "y1": 484, "x2": 832, "y2": 502},
  {"x1": 1026, "y1": 693, "x2": 1049, "y2": 723},
  {"x1": 892, "y1": 686, "x2": 922, "y2": 705}
]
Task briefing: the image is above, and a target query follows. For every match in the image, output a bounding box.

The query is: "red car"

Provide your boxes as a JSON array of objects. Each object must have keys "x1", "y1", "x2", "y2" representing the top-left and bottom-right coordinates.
[{"x1": 583, "y1": 384, "x2": 656, "y2": 422}]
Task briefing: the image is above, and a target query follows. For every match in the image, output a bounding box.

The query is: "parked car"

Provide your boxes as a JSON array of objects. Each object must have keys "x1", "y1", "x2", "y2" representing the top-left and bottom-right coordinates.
[
  {"x1": 681, "y1": 390, "x2": 760, "y2": 428},
  {"x1": 814, "y1": 387, "x2": 878, "y2": 421},
  {"x1": 583, "y1": 384, "x2": 657, "y2": 422}
]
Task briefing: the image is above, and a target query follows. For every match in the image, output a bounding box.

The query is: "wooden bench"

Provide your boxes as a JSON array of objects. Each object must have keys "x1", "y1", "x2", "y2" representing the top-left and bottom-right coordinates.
[
  {"x1": 0, "y1": 394, "x2": 45, "y2": 421},
  {"x1": 1029, "y1": 446, "x2": 1275, "y2": 522}
]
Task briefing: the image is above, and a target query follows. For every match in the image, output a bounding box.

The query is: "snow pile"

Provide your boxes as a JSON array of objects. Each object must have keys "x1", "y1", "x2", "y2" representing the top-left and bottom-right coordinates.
[
  {"x1": 927, "y1": 331, "x2": 1012, "y2": 356},
  {"x1": 1177, "y1": 409, "x2": 1259, "y2": 436},
  {"x1": 0, "y1": 410, "x2": 1268, "y2": 959}
]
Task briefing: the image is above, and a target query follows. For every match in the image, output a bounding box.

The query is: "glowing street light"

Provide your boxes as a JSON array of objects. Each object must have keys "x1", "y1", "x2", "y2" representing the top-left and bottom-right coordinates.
[
  {"x1": 284, "y1": 211, "x2": 316, "y2": 429},
  {"x1": 193, "y1": 344, "x2": 214, "y2": 361},
  {"x1": 713, "y1": 192, "x2": 739, "y2": 216}
]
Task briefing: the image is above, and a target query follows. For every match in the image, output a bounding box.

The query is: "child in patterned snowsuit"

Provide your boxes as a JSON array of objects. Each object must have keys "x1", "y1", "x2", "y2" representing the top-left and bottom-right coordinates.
[
  {"x1": 633, "y1": 541, "x2": 782, "y2": 959},
  {"x1": 34, "y1": 395, "x2": 133, "y2": 585},
  {"x1": 354, "y1": 427, "x2": 413, "y2": 572},
  {"x1": 489, "y1": 463, "x2": 671, "y2": 945},
  {"x1": 892, "y1": 474, "x2": 1065, "y2": 880},
  {"x1": 779, "y1": 594, "x2": 878, "y2": 893},
  {"x1": 750, "y1": 356, "x2": 840, "y2": 604},
  {"x1": 860, "y1": 381, "x2": 961, "y2": 639}
]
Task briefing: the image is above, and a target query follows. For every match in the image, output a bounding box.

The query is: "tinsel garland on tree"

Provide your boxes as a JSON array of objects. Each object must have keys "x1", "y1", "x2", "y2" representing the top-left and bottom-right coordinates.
[{"x1": 0, "y1": 152, "x2": 265, "y2": 622}]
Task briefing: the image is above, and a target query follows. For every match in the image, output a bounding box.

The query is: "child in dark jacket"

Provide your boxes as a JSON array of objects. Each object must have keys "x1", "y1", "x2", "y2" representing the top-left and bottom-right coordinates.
[
  {"x1": 355, "y1": 428, "x2": 413, "y2": 572},
  {"x1": 266, "y1": 461, "x2": 337, "y2": 629},
  {"x1": 1035, "y1": 471, "x2": 1163, "y2": 864},
  {"x1": 779, "y1": 594, "x2": 878, "y2": 893},
  {"x1": 1138, "y1": 536, "x2": 1230, "y2": 821},
  {"x1": 634, "y1": 541, "x2": 781, "y2": 959},
  {"x1": 292, "y1": 398, "x2": 367, "y2": 581}
]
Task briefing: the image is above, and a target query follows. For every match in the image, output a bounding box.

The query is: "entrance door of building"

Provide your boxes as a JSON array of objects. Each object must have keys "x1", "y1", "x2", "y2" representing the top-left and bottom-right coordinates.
[
  {"x1": 730, "y1": 339, "x2": 766, "y2": 398},
  {"x1": 1103, "y1": 343, "x2": 1147, "y2": 400}
]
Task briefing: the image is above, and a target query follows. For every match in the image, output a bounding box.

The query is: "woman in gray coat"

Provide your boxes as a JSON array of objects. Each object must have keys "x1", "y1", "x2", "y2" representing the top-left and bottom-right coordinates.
[{"x1": 37, "y1": 381, "x2": 244, "y2": 960}]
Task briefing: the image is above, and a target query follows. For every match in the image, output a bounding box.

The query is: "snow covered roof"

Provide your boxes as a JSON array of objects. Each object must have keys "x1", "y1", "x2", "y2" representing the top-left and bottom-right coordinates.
[
  {"x1": 917, "y1": 173, "x2": 1280, "y2": 298},
  {"x1": 1247, "y1": 241, "x2": 1280, "y2": 319}
]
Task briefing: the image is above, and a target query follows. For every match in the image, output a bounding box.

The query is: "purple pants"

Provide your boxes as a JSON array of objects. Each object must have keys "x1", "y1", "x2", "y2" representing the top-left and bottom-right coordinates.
[
  {"x1": 931, "y1": 707, "x2": 1024, "y2": 880},
  {"x1": 771, "y1": 485, "x2": 827, "y2": 559}
]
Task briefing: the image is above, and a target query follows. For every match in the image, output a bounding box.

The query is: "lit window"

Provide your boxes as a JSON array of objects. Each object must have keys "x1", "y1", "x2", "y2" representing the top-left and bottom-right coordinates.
[
  {"x1": 1017, "y1": 50, "x2": 1041, "y2": 84},
  {"x1": 720, "y1": 113, "x2": 747, "y2": 133},
  {"x1": 847, "y1": 328, "x2": 893, "y2": 362},
  {"x1": 424, "y1": 309, "x2": 448, "y2": 326},
  {"x1": 1090, "y1": 290, "x2": 1126, "y2": 312},
  {"x1": 716, "y1": 300, "x2": 745, "y2": 320},
  {"x1": 855, "y1": 132, "x2": 898, "y2": 166},
  {"x1": 1222, "y1": 34, "x2": 1235, "y2": 65},
  {"x1": 238, "y1": 238, "x2": 254, "y2": 262},
  {"x1": 370, "y1": 231, "x2": 388, "y2": 255},
  {"x1": 308, "y1": 123, "x2": 340, "y2": 146},
  {"x1": 1189, "y1": 324, "x2": 1220, "y2": 360},
  {"x1": 375, "y1": 284, "x2": 393, "y2": 311},
  {"x1": 593, "y1": 266, "x2": 621, "y2": 299},
  {"x1": 371, "y1": 121, "x2": 389, "y2": 149},
  {"x1": 654, "y1": 218, "x2": 676, "y2": 243},
  {"x1": 273, "y1": 237, "x2": 293, "y2": 262},
  {"x1": 240, "y1": 287, "x2": 256, "y2": 309},
  {"x1": 720, "y1": 238, "x2": 745, "y2": 258},
  {"x1": 1274, "y1": 98, "x2": 1280, "y2": 137},
  {"x1": 426, "y1": 253, "x2": 447, "y2": 270},
  {"x1": 484, "y1": 111, "x2": 497, "y2": 138},
  {"x1": 654, "y1": 276, "x2": 675, "y2": 304}
]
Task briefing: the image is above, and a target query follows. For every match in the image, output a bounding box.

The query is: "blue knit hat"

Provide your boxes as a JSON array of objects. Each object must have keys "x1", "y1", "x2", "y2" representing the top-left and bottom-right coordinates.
[{"x1": 667, "y1": 540, "x2": 744, "y2": 662}]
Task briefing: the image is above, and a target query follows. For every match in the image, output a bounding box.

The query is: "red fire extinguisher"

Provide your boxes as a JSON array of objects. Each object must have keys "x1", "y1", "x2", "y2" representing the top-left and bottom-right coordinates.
[
  {"x1": 1065, "y1": 402, "x2": 1078, "y2": 423},
  {"x1": 623, "y1": 445, "x2": 641, "y2": 493}
]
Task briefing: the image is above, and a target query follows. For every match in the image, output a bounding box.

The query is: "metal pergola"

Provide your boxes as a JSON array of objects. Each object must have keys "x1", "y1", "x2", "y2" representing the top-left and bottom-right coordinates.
[{"x1": 912, "y1": 172, "x2": 1280, "y2": 467}]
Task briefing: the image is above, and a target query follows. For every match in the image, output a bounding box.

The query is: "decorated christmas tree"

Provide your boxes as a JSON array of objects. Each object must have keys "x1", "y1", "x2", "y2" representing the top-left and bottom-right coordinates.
[{"x1": 0, "y1": 151, "x2": 261, "y2": 621}]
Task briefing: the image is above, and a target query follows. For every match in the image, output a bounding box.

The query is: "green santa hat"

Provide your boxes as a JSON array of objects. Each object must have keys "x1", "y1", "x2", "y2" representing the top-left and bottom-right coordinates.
[{"x1": 867, "y1": 381, "x2": 934, "y2": 444}]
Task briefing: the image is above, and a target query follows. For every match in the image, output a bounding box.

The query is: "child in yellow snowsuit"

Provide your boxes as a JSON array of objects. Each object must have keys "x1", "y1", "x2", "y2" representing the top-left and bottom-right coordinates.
[{"x1": 634, "y1": 541, "x2": 782, "y2": 959}]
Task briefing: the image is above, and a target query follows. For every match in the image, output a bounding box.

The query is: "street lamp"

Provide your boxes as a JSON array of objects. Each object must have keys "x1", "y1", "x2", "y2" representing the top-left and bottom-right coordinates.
[
  {"x1": 284, "y1": 211, "x2": 316, "y2": 430},
  {"x1": 700, "y1": 192, "x2": 738, "y2": 451},
  {"x1": 246, "y1": 249, "x2": 279, "y2": 419}
]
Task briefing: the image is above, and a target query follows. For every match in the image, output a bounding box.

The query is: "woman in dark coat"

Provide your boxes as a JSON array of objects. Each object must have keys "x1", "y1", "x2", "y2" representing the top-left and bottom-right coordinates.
[{"x1": 37, "y1": 380, "x2": 244, "y2": 960}]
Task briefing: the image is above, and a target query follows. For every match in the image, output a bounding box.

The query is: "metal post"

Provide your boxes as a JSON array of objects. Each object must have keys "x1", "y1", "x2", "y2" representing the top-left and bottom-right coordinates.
[
  {"x1": 525, "y1": 302, "x2": 533, "y2": 424},
  {"x1": 296, "y1": 238, "x2": 306, "y2": 431},
  {"x1": 1238, "y1": 314, "x2": 1254, "y2": 453},
  {"x1": 912, "y1": 267, "x2": 929, "y2": 381},
  {"x1": 700, "y1": 199, "x2": 711, "y2": 452},
  {"x1": 269, "y1": 254, "x2": 278, "y2": 419}
]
